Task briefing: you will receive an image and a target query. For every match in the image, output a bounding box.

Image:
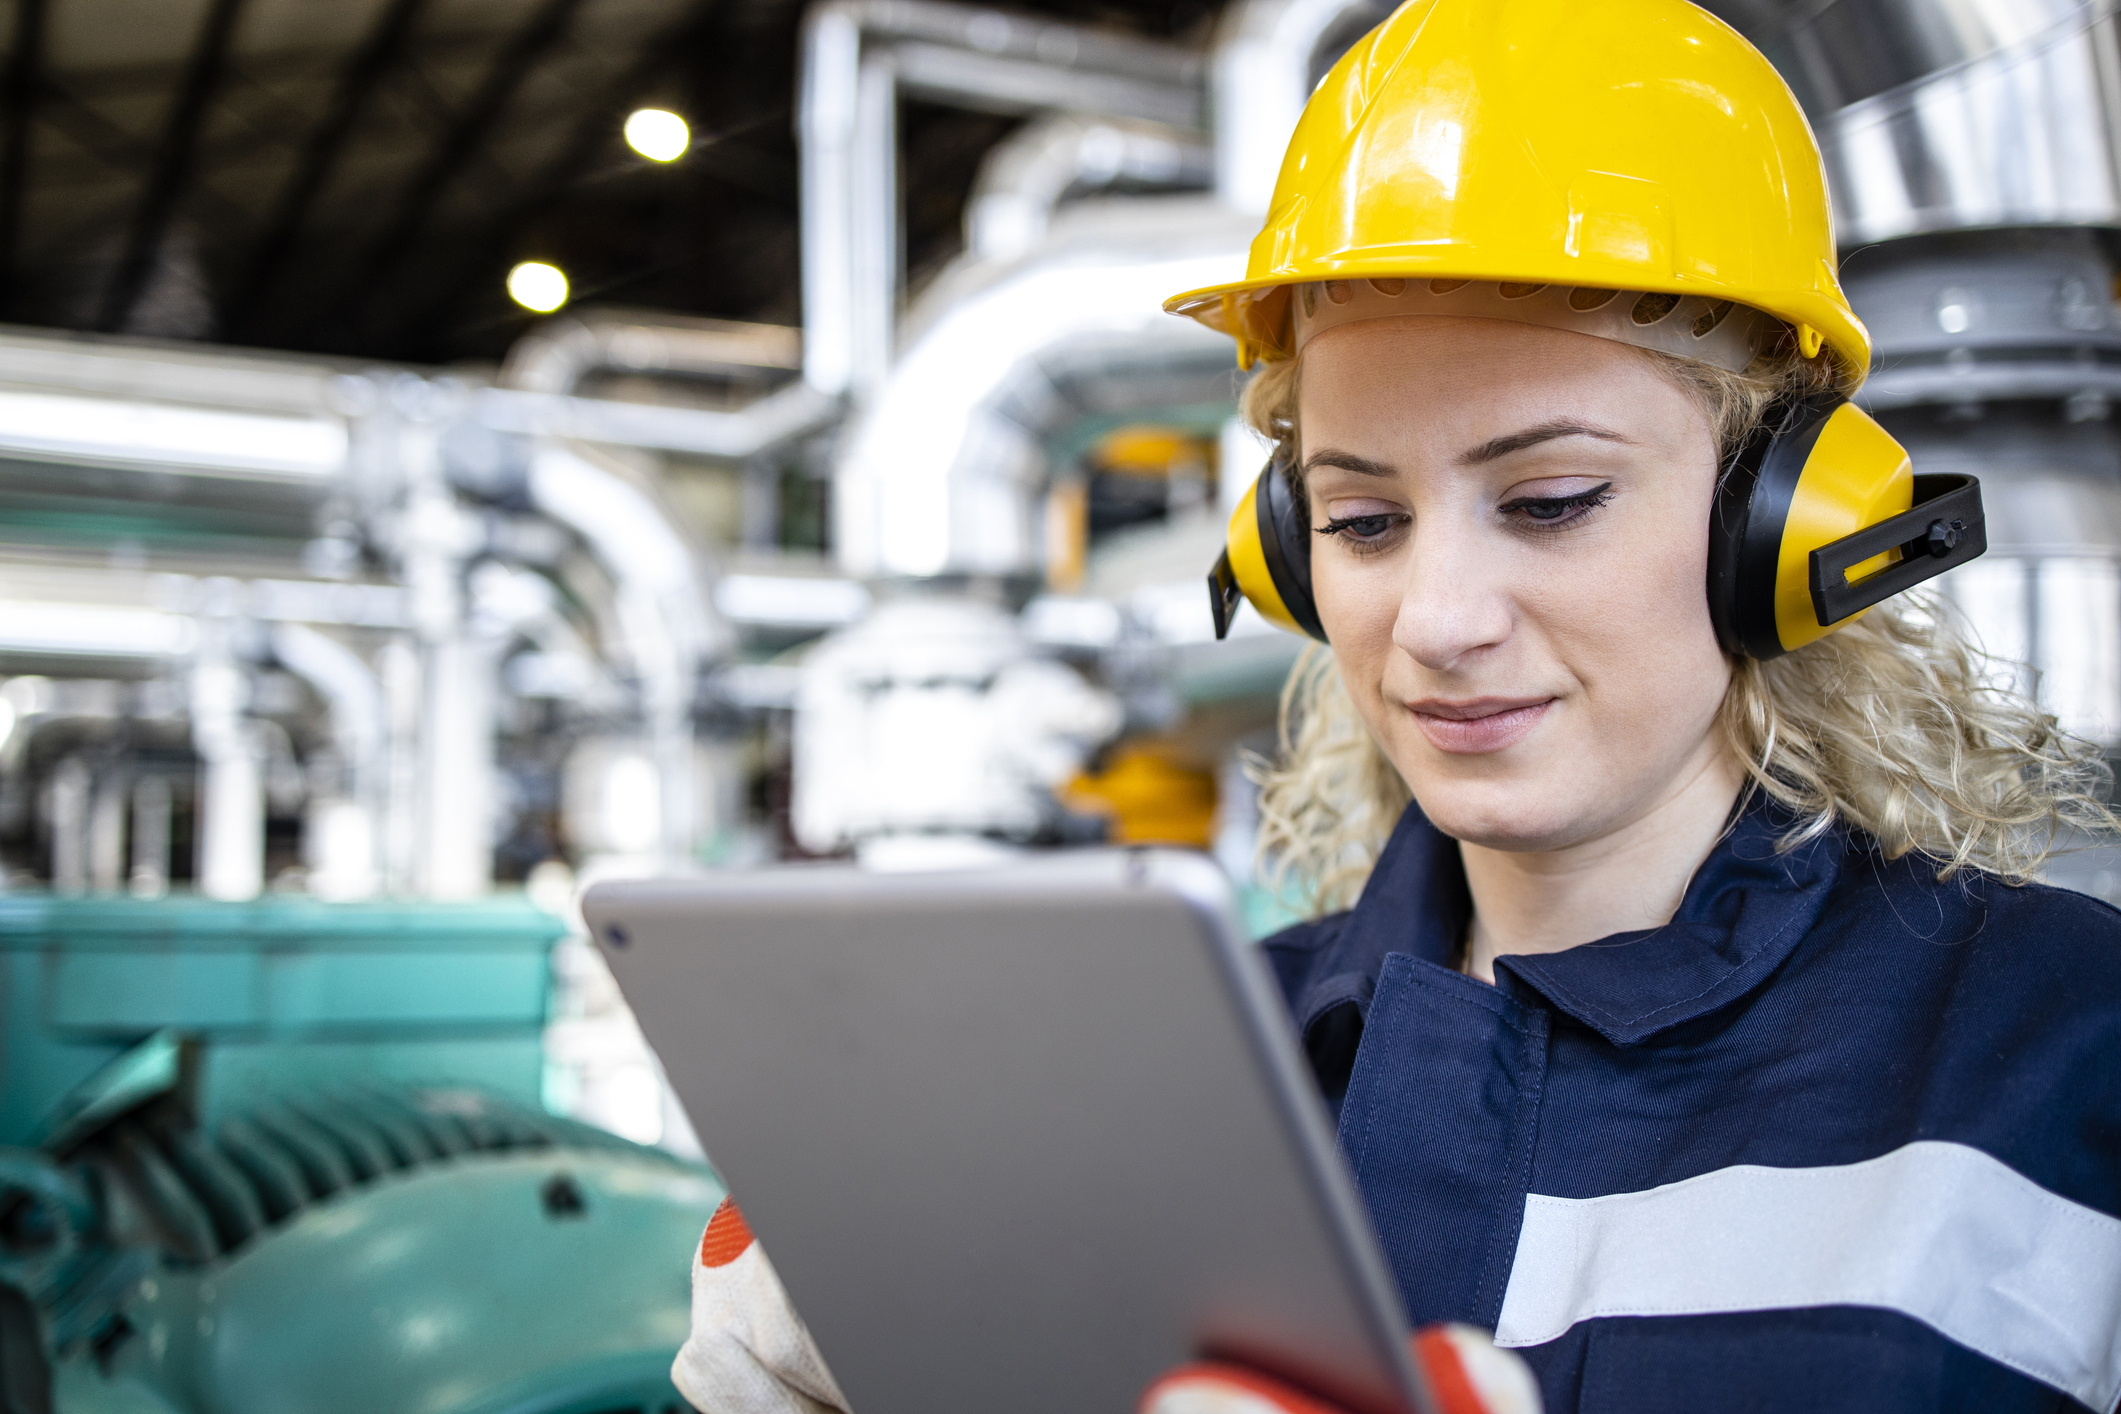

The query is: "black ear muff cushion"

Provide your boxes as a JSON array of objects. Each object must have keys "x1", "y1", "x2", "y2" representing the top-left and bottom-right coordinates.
[
  {"x1": 1708, "y1": 396, "x2": 1837, "y2": 661},
  {"x1": 1258, "y1": 460, "x2": 1327, "y2": 642}
]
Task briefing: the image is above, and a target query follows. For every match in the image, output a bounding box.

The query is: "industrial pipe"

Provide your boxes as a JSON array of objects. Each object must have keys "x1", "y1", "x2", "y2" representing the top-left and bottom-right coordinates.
[
  {"x1": 271, "y1": 622, "x2": 386, "y2": 899},
  {"x1": 965, "y1": 113, "x2": 1213, "y2": 263},
  {"x1": 797, "y1": 0, "x2": 1206, "y2": 396},
  {"x1": 526, "y1": 444, "x2": 721, "y2": 868},
  {"x1": 832, "y1": 199, "x2": 1251, "y2": 581},
  {"x1": 190, "y1": 606, "x2": 265, "y2": 902},
  {"x1": 1209, "y1": 0, "x2": 1391, "y2": 213}
]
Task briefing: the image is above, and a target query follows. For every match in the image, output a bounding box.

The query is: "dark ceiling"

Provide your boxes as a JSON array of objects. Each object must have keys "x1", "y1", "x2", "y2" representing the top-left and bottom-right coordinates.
[{"x1": 0, "y1": 0, "x2": 1220, "y2": 367}]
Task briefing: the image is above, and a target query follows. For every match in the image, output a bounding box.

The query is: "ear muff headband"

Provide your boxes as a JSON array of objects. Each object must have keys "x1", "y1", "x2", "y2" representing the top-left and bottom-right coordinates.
[
  {"x1": 1209, "y1": 399, "x2": 1986, "y2": 656},
  {"x1": 1207, "y1": 462, "x2": 1326, "y2": 641}
]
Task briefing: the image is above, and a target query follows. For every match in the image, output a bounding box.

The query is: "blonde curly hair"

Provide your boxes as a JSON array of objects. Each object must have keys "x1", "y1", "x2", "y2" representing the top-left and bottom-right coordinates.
[{"x1": 1242, "y1": 340, "x2": 2117, "y2": 915}]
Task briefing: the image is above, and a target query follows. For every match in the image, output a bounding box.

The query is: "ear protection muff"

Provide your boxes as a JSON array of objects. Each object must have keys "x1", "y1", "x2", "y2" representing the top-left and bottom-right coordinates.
[
  {"x1": 1707, "y1": 395, "x2": 1984, "y2": 658},
  {"x1": 1207, "y1": 396, "x2": 1987, "y2": 657},
  {"x1": 1209, "y1": 450, "x2": 1325, "y2": 641}
]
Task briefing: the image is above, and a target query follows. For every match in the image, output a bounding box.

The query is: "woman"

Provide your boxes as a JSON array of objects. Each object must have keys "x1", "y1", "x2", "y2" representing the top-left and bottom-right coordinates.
[
  {"x1": 675, "y1": 1, "x2": 2121, "y2": 1410},
  {"x1": 1148, "y1": 0, "x2": 2121, "y2": 1407}
]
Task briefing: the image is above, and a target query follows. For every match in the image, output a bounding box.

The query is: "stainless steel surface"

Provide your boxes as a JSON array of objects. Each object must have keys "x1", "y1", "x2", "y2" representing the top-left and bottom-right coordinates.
[
  {"x1": 1713, "y1": 0, "x2": 2096, "y2": 112},
  {"x1": 1708, "y1": 0, "x2": 2121, "y2": 243},
  {"x1": 1848, "y1": 228, "x2": 2121, "y2": 409},
  {"x1": 1881, "y1": 404, "x2": 2121, "y2": 745},
  {"x1": 587, "y1": 852, "x2": 1433, "y2": 1414}
]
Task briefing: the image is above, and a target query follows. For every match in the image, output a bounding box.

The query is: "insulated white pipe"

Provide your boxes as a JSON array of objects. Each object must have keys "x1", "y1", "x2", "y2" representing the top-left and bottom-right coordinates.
[
  {"x1": 1211, "y1": 0, "x2": 1388, "y2": 213},
  {"x1": 415, "y1": 635, "x2": 497, "y2": 900},
  {"x1": 833, "y1": 204, "x2": 1251, "y2": 580},
  {"x1": 191, "y1": 639, "x2": 265, "y2": 902},
  {"x1": 965, "y1": 113, "x2": 1213, "y2": 262},
  {"x1": 797, "y1": 0, "x2": 1205, "y2": 396},
  {"x1": 528, "y1": 445, "x2": 719, "y2": 868},
  {"x1": 272, "y1": 622, "x2": 386, "y2": 900}
]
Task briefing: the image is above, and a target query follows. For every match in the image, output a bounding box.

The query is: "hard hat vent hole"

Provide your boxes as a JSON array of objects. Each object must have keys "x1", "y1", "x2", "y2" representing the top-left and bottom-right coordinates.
[
  {"x1": 1368, "y1": 278, "x2": 1407, "y2": 296},
  {"x1": 1498, "y1": 282, "x2": 1545, "y2": 300},
  {"x1": 1569, "y1": 287, "x2": 1620, "y2": 312},
  {"x1": 1300, "y1": 283, "x2": 1318, "y2": 316},
  {"x1": 1692, "y1": 299, "x2": 1735, "y2": 337},
  {"x1": 1428, "y1": 278, "x2": 1469, "y2": 295},
  {"x1": 1325, "y1": 280, "x2": 1352, "y2": 305},
  {"x1": 1632, "y1": 292, "x2": 1682, "y2": 325}
]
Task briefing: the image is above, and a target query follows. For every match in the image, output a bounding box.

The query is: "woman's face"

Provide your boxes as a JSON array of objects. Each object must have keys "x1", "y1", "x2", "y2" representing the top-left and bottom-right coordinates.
[{"x1": 1299, "y1": 315, "x2": 1735, "y2": 853}]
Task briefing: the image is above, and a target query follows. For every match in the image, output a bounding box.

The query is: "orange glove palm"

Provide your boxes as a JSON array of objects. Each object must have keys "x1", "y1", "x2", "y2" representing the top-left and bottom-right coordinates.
[{"x1": 1140, "y1": 1326, "x2": 1542, "y2": 1414}]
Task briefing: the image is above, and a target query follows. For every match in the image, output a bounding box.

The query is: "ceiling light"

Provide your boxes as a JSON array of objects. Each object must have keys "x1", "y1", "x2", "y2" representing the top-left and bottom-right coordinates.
[
  {"x1": 507, "y1": 261, "x2": 570, "y2": 314},
  {"x1": 624, "y1": 108, "x2": 690, "y2": 162}
]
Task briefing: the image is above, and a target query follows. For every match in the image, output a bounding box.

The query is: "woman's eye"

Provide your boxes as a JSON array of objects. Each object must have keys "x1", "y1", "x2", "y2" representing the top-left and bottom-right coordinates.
[
  {"x1": 1315, "y1": 512, "x2": 1407, "y2": 544},
  {"x1": 1498, "y1": 481, "x2": 1613, "y2": 529}
]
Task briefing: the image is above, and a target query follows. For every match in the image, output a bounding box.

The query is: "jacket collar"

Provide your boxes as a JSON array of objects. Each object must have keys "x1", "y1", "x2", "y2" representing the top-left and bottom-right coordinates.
[{"x1": 1288, "y1": 793, "x2": 1845, "y2": 1049}]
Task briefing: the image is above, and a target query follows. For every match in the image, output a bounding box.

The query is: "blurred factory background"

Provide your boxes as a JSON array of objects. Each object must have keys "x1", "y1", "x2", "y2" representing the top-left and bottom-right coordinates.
[{"x1": 0, "y1": 0, "x2": 2117, "y2": 1408}]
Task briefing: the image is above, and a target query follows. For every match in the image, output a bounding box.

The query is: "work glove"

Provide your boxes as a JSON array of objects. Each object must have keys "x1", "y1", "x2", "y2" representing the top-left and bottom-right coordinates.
[
  {"x1": 1141, "y1": 1329, "x2": 1542, "y2": 1414},
  {"x1": 675, "y1": 1198, "x2": 1540, "y2": 1414},
  {"x1": 673, "y1": 1198, "x2": 851, "y2": 1414}
]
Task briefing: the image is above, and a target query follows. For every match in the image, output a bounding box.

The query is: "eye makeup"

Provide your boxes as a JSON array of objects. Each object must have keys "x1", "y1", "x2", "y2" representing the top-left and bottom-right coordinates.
[{"x1": 1498, "y1": 480, "x2": 1613, "y2": 529}]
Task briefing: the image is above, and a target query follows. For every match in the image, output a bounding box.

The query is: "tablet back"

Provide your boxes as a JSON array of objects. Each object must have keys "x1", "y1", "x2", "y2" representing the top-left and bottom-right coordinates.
[{"x1": 586, "y1": 850, "x2": 1431, "y2": 1414}]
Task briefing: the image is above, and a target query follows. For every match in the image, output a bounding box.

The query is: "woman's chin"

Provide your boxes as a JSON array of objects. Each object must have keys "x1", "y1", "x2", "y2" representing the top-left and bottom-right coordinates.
[{"x1": 1405, "y1": 773, "x2": 1596, "y2": 853}]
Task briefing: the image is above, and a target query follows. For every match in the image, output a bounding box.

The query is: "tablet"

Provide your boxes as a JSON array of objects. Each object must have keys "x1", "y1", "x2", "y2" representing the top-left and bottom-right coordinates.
[{"x1": 584, "y1": 849, "x2": 1434, "y2": 1414}]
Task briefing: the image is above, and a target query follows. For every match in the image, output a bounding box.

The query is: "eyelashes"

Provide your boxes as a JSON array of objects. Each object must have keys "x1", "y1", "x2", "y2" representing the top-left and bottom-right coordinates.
[
  {"x1": 1497, "y1": 481, "x2": 1613, "y2": 527},
  {"x1": 1316, "y1": 512, "x2": 1406, "y2": 543},
  {"x1": 1313, "y1": 480, "x2": 1616, "y2": 550}
]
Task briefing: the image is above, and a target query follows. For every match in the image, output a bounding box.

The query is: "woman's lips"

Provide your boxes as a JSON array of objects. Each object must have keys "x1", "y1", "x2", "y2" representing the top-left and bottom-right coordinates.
[{"x1": 1407, "y1": 696, "x2": 1554, "y2": 754}]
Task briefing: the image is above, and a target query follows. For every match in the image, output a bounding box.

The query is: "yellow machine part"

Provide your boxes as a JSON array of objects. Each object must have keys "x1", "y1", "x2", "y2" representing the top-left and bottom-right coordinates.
[{"x1": 1063, "y1": 747, "x2": 1219, "y2": 848}]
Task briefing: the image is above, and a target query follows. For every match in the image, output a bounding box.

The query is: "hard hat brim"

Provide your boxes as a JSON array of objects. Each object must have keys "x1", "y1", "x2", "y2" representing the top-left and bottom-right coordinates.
[{"x1": 1164, "y1": 271, "x2": 1871, "y2": 386}]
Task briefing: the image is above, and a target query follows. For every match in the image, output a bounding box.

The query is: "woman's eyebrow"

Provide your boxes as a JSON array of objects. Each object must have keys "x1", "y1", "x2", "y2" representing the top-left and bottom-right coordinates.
[
  {"x1": 1458, "y1": 419, "x2": 1630, "y2": 465},
  {"x1": 1301, "y1": 449, "x2": 1397, "y2": 477}
]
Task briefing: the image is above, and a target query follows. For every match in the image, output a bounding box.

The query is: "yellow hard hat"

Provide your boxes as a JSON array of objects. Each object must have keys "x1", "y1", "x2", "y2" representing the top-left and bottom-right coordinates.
[{"x1": 1164, "y1": 0, "x2": 1870, "y2": 380}]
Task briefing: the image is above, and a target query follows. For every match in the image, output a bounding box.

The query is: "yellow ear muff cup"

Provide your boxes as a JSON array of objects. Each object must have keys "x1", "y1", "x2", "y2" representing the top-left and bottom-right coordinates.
[
  {"x1": 1774, "y1": 405, "x2": 1913, "y2": 651},
  {"x1": 1211, "y1": 465, "x2": 1327, "y2": 642},
  {"x1": 1710, "y1": 399, "x2": 1918, "y2": 659}
]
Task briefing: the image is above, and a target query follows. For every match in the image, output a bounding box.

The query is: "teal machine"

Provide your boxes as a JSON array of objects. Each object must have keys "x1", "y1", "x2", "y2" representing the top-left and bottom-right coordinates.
[{"x1": 0, "y1": 895, "x2": 722, "y2": 1414}]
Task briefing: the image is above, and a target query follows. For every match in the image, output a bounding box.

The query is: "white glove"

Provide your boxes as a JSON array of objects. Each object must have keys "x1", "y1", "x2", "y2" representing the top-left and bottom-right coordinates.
[
  {"x1": 671, "y1": 1200, "x2": 1538, "y2": 1414},
  {"x1": 673, "y1": 1198, "x2": 852, "y2": 1414}
]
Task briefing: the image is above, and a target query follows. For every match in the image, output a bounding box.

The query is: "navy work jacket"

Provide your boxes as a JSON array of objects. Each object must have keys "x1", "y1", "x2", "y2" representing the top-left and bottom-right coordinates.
[{"x1": 1263, "y1": 798, "x2": 2121, "y2": 1414}]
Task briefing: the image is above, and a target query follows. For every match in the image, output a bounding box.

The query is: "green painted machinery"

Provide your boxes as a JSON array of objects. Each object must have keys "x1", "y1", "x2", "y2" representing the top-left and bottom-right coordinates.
[{"x1": 0, "y1": 896, "x2": 722, "y2": 1414}]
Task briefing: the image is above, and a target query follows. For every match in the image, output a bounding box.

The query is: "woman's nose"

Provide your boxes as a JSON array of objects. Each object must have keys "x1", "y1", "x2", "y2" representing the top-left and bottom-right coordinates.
[{"x1": 1390, "y1": 530, "x2": 1514, "y2": 671}]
